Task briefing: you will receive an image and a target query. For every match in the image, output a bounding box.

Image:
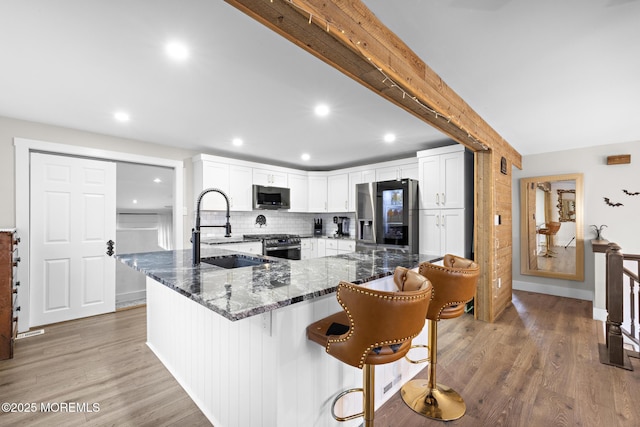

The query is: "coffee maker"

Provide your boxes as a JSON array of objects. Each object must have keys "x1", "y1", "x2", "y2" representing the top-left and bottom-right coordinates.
[{"x1": 336, "y1": 216, "x2": 350, "y2": 237}]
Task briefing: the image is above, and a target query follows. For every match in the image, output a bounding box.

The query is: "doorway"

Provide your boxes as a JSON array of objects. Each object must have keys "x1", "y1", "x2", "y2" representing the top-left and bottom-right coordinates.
[{"x1": 14, "y1": 138, "x2": 184, "y2": 332}]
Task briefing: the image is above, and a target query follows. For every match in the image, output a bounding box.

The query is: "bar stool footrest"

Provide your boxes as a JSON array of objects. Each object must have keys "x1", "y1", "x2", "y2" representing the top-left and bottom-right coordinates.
[
  {"x1": 404, "y1": 344, "x2": 430, "y2": 364},
  {"x1": 331, "y1": 388, "x2": 364, "y2": 422}
]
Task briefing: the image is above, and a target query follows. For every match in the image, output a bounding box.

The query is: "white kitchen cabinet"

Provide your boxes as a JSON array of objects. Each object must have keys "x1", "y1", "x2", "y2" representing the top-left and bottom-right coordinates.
[
  {"x1": 327, "y1": 173, "x2": 349, "y2": 212},
  {"x1": 301, "y1": 238, "x2": 317, "y2": 259},
  {"x1": 308, "y1": 174, "x2": 328, "y2": 212},
  {"x1": 375, "y1": 161, "x2": 418, "y2": 182},
  {"x1": 324, "y1": 238, "x2": 339, "y2": 256},
  {"x1": 348, "y1": 170, "x2": 375, "y2": 211},
  {"x1": 419, "y1": 209, "x2": 465, "y2": 258},
  {"x1": 253, "y1": 168, "x2": 287, "y2": 187},
  {"x1": 193, "y1": 159, "x2": 252, "y2": 211},
  {"x1": 288, "y1": 172, "x2": 308, "y2": 212},
  {"x1": 418, "y1": 145, "x2": 466, "y2": 210},
  {"x1": 337, "y1": 239, "x2": 355, "y2": 254},
  {"x1": 316, "y1": 238, "x2": 327, "y2": 257},
  {"x1": 216, "y1": 241, "x2": 263, "y2": 255}
]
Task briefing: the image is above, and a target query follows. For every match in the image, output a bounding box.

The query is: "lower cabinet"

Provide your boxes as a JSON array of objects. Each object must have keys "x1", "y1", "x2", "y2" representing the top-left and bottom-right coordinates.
[
  {"x1": 301, "y1": 238, "x2": 317, "y2": 260},
  {"x1": 419, "y1": 209, "x2": 465, "y2": 258},
  {"x1": 316, "y1": 238, "x2": 355, "y2": 257}
]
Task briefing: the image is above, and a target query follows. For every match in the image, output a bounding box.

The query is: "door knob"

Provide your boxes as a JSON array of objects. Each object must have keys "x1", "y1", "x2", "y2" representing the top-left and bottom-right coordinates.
[{"x1": 106, "y1": 240, "x2": 115, "y2": 256}]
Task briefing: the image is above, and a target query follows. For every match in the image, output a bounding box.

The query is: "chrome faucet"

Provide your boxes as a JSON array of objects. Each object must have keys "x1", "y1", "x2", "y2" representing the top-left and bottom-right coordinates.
[{"x1": 192, "y1": 188, "x2": 232, "y2": 266}]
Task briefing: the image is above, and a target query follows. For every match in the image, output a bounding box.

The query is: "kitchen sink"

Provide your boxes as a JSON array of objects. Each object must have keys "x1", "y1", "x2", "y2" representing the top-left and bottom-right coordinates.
[{"x1": 200, "y1": 254, "x2": 275, "y2": 269}]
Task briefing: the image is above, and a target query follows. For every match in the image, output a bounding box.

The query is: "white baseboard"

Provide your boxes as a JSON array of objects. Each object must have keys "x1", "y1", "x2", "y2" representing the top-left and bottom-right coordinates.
[
  {"x1": 513, "y1": 280, "x2": 593, "y2": 301},
  {"x1": 116, "y1": 289, "x2": 146, "y2": 304}
]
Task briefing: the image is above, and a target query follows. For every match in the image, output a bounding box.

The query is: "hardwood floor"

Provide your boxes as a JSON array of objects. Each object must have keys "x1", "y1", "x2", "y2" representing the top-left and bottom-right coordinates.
[
  {"x1": 1, "y1": 291, "x2": 638, "y2": 426},
  {"x1": 0, "y1": 307, "x2": 211, "y2": 427}
]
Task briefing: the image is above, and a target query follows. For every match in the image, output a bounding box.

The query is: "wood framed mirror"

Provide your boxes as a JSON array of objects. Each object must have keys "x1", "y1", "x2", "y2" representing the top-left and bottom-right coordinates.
[{"x1": 520, "y1": 173, "x2": 584, "y2": 281}]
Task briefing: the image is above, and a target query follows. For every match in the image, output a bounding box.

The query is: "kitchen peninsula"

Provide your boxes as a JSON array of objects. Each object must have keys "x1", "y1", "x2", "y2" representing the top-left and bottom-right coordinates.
[{"x1": 117, "y1": 247, "x2": 439, "y2": 427}]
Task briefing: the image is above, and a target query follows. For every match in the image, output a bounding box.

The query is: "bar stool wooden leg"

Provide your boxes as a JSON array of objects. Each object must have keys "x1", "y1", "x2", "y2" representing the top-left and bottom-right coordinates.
[{"x1": 401, "y1": 320, "x2": 466, "y2": 421}]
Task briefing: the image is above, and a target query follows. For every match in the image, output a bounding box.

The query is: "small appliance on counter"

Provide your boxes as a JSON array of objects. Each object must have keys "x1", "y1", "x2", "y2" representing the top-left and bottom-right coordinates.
[
  {"x1": 313, "y1": 218, "x2": 323, "y2": 236},
  {"x1": 337, "y1": 216, "x2": 350, "y2": 237}
]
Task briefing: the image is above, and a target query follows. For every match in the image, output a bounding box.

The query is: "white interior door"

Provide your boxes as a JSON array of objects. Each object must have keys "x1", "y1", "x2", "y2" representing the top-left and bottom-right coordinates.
[{"x1": 30, "y1": 153, "x2": 116, "y2": 326}]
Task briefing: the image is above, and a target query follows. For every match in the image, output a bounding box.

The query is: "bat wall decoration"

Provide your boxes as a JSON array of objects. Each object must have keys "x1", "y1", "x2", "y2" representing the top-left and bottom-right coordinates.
[
  {"x1": 604, "y1": 197, "x2": 623, "y2": 207},
  {"x1": 623, "y1": 189, "x2": 640, "y2": 196}
]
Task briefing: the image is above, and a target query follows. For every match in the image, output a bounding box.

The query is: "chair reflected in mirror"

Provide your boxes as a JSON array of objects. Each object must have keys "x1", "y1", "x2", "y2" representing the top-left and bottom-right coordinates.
[{"x1": 537, "y1": 221, "x2": 561, "y2": 257}]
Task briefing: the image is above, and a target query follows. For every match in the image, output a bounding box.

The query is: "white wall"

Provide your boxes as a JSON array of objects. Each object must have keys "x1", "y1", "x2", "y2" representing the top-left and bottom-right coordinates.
[{"x1": 513, "y1": 140, "x2": 640, "y2": 311}]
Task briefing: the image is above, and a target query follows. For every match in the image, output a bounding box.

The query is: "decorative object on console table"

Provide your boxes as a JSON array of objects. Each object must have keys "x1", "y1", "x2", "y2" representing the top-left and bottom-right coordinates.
[
  {"x1": 0, "y1": 230, "x2": 20, "y2": 360},
  {"x1": 591, "y1": 224, "x2": 607, "y2": 241}
]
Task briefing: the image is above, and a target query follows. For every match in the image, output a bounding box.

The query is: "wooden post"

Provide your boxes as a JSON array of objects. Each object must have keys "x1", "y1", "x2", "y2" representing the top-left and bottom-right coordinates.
[{"x1": 600, "y1": 243, "x2": 632, "y2": 369}]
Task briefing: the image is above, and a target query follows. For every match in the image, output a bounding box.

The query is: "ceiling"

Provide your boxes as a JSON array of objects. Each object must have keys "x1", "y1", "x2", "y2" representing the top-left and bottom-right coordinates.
[{"x1": 1, "y1": 0, "x2": 639, "y2": 172}]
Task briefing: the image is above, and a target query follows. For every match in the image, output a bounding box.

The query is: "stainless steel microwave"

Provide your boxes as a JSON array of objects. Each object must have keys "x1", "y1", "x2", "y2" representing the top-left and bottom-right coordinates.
[{"x1": 252, "y1": 185, "x2": 291, "y2": 210}]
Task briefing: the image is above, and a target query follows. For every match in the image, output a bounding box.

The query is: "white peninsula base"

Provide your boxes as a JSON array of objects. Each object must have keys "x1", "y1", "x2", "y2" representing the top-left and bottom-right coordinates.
[{"x1": 146, "y1": 276, "x2": 429, "y2": 427}]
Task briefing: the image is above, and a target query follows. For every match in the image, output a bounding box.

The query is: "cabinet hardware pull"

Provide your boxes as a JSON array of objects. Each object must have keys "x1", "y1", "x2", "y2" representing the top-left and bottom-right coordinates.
[
  {"x1": 435, "y1": 193, "x2": 439, "y2": 204},
  {"x1": 441, "y1": 193, "x2": 446, "y2": 204}
]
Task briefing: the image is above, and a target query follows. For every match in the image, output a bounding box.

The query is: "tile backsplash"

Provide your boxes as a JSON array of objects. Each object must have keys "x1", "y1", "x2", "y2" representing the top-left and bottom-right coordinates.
[{"x1": 198, "y1": 210, "x2": 355, "y2": 238}]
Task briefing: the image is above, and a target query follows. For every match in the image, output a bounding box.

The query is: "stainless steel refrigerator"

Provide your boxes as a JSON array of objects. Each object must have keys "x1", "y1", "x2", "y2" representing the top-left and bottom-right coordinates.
[{"x1": 355, "y1": 179, "x2": 419, "y2": 253}]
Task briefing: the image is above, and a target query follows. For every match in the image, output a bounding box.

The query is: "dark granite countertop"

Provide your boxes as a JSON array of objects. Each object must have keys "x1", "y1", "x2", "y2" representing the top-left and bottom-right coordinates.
[{"x1": 117, "y1": 247, "x2": 439, "y2": 321}]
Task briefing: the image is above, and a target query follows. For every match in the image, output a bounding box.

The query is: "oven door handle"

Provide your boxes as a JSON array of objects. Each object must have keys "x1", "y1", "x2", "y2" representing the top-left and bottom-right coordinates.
[{"x1": 265, "y1": 245, "x2": 301, "y2": 251}]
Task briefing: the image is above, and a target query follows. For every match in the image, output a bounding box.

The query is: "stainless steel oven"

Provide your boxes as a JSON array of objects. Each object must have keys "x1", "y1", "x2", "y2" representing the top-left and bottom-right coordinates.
[{"x1": 244, "y1": 234, "x2": 302, "y2": 260}]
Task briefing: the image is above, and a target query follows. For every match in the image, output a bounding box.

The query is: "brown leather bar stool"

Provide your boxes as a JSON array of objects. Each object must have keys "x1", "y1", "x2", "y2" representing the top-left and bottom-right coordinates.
[
  {"x1": 307, "y1": 267, "x2": 432, "y2": 427},
  {"x1": 401, "y1": 254, "x2": 479, "y2": 421}
]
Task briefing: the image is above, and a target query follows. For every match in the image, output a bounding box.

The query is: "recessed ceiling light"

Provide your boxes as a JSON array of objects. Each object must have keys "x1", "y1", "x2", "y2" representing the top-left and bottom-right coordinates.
[
  {"x1": 314, "y1": 104, "x2": 330, "y2": 117},
  {"x1": 132, "y1": 199, "x2": 138, "y2": 204},
  {"x1": 153, "y1": 178, "x2": 162, "y2": 183},
  {"x1": 384, "y1": 133, "x2": 396, "y2": 143},
  {"x1": 165, "y1": 41, "x2": 189, "y2": 61},
  {"x1": 301, "y1": 153, "x2": 311, "y2": 161},
  {"x1": 114, "y1": 111, "x2": 130, "y2": 122},
  {"x1": 232, "y1": 138, "x2": 243, "y2": 147}
]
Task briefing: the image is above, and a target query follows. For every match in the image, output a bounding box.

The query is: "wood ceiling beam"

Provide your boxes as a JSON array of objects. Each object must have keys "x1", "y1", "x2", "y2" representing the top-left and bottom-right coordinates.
[{"x1": 225, "y1": 0, "x2": 522, "y2": 168}]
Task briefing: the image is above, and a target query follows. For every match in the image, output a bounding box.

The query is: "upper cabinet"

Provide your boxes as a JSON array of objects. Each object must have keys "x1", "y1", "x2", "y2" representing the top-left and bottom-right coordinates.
[
  {"x1": 253, "y1": 168, "x2": 287, "y2": 187},
  {"x1": 194, "y1": 154, "x2": 424, "y2": 214},
  {"x1": 308, "y1": 174, "x2": 328, "y2": 212},
  {"x1": 418, "y1": 145, "x2": 467, "y2": 210},
  {"x1": 288, "y1": 173, "x2": 308, "y2": 212},
  {"x1": 327, "y1": 173, "x2": 349, "y2": 212},
  {"x1": 193, "y1": 157, "x2": 252, "y2": 211},
  {"x1": 375, "y1": 160, "x2": 418, "y2": 182}
]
